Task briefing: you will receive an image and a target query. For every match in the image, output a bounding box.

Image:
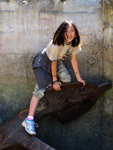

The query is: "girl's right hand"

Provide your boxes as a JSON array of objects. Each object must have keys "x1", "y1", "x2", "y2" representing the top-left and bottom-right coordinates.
[{"x1": 53, "y1": 81, "x2": 62, "y2": 91}]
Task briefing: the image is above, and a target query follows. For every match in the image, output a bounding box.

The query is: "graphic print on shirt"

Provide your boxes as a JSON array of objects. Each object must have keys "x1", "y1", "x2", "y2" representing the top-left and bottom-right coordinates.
[{"x1": 62, "y1": 47, "x2": 71, "y2": 59}]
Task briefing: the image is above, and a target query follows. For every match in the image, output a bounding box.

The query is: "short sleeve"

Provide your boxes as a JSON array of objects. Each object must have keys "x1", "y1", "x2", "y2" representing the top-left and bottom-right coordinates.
[
  {"x1": 71, "y1": 45, "x2": 82, "y2": 55},
  {"x1": 46, "y1": 41, "x2": 59, "y2": 61}
]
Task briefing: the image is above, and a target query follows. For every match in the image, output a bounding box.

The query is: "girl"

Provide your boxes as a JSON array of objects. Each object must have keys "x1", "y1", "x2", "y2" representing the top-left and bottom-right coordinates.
[{"x1": 22, "y1": 20, "x2": 85, "y2": 135}]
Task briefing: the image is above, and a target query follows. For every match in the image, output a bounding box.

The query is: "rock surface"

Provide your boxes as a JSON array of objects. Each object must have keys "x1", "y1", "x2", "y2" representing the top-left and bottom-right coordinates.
[{"x1": 0, "y1": 82, "x2": 111, "y2": 149}]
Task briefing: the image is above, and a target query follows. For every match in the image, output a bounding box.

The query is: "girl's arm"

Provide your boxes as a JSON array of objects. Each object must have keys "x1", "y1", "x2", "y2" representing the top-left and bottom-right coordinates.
[
  {"x1": 71, "y1": 54, "x2": 85, "y2": 86},
  {"x1": 51, "y1": 61, "x2": 62, "y2": 91}
]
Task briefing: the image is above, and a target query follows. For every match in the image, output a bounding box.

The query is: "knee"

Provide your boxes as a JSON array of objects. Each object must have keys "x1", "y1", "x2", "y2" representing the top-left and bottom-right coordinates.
[
  {"x1": 32, "y1": 89, "x2": 45, "y2": 100},
  {"x1": 60, "y1": 73, "x2": 71, "y2": 83}
]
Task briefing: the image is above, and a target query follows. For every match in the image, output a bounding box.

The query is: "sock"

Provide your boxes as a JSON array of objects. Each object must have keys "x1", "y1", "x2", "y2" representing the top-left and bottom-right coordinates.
[{"x1": 27, "y1": 116, "x2": 34, "y2": 121}]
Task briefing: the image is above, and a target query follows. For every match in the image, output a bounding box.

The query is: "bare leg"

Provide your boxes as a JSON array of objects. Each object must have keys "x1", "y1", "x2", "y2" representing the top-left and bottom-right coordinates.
[
  {"x1": 22, "y1": 96, "x2": 39, "y2": 135},
  {"x1": 28, "y1": 96, "x2": 39, "y2": 117}
]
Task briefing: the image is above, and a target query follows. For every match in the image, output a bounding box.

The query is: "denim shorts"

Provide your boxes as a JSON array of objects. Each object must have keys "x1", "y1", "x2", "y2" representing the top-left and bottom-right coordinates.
[
  {"x1": 32, "y1": 60, "x2": 71, "y2": 100},
  {"x1": 33, "y1": 67, "x2": 52, "y2": 89}
]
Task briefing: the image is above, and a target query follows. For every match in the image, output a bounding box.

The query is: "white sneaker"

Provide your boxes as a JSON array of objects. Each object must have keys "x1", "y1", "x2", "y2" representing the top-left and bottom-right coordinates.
[{"x1": 22, "y1": 119, "x2": 39, "y2": 135}]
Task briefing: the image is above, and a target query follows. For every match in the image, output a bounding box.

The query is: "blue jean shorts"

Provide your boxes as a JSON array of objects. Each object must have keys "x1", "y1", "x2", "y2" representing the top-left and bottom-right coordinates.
[{"x1": 32, "y1": 60, "x2": 71, "y2": 100}]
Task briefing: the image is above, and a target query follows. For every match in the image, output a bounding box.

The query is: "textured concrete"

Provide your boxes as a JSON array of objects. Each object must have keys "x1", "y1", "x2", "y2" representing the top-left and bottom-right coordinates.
[{"x1": 0, "y1": 0, "x2": 113, "y2": 150}]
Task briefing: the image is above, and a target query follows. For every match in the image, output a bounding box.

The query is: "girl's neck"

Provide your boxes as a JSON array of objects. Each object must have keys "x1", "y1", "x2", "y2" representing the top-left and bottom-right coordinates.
[{"x1": 64, "y1": 40, "x2": 72, "y2": 45}]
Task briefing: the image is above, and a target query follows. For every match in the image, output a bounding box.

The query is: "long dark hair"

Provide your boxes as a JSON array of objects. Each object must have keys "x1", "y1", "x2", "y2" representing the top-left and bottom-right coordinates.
[{"x1": 53, "y1": 20, "x2": 80, "y2": 47}]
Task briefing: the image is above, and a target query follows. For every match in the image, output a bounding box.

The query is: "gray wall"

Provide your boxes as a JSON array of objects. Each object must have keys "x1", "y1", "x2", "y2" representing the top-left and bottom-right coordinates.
[{"x1": 0, "y1": 0, "x2": 113, "y2": 149}]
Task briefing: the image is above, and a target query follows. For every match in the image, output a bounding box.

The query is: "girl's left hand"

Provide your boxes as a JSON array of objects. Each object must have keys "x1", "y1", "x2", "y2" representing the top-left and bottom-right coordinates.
[{"x1": 77, "y1": 78, "x2": 85, "y2": 86}]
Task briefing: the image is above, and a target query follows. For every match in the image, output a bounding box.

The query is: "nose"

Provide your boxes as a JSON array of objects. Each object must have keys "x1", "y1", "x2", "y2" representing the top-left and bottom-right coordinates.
[{"x1": 67, "y1": 31, "x2": 72, "y2": 35}]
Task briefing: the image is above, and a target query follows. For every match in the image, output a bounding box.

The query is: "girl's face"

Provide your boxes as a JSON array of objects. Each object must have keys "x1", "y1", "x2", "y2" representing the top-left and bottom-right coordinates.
[{"x1": 64, "y1": 24, "x2": 75, "y2": 43}]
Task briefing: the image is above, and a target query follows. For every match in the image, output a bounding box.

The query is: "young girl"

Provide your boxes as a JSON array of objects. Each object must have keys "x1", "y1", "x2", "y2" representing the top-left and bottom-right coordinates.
[{"x1": 22, "y1": 20, "x2": 85, "y2": 135}]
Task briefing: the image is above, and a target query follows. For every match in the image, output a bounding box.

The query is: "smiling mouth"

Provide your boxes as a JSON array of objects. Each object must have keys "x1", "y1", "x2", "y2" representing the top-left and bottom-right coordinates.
[
  {"x1": 67, "y1": 36, "x2": 72, "y2": 39},
  {"x1": 66, "y1": 35, "x2": 73, "y2": 40}
]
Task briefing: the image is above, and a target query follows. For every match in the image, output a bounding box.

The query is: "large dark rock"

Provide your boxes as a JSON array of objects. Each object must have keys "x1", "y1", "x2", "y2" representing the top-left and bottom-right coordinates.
[
  {"x1": 35, "y1": 81, "x2": 112, "y2": 123},
  {"x1": 0, "y1": 81, "x2": 112, "y2": 149}
]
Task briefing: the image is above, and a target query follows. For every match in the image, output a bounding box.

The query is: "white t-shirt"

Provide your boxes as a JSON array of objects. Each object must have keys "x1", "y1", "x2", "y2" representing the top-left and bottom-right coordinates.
[{"x1": 43, "y1": 40, "x2": 82, "y2": 61}]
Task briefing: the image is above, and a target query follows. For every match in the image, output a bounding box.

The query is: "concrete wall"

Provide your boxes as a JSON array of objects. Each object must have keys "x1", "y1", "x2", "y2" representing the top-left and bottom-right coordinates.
[
  {"x1": 0, "y1": 0, "x2": 113, "y2": 149},
  {"x1": 100, "y1": 0, "x2": 113, "y2": 149}
]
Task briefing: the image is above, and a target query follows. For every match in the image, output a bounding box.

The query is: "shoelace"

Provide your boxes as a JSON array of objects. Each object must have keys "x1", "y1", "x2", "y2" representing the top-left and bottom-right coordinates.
[
  {"x1": 27, "y1": 119, "x2": 39, "y2": 128},
  {"x1": 34, "y1": 123, "x2": 39, "y2": 128}
]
